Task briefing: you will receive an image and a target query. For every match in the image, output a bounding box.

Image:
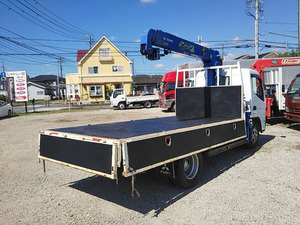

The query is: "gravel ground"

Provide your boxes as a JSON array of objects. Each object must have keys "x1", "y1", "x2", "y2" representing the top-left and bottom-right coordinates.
[{"x1": 0, "y1": 108, "x2": 299, "y2": 225}]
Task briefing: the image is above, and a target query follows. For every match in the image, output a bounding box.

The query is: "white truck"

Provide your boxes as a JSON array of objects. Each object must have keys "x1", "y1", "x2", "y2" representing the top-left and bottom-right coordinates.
[
  {"x1": 38, "y1": 63, "x2": 266, "y2": 194},
  {"x1": 110, "y1": 88, "x2": 159, "y2": 110}
]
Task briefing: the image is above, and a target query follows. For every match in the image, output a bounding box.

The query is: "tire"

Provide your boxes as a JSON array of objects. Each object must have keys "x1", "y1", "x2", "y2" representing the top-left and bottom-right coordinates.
[
  {"x1": 168, "y1": 102, "x2": 175, "y2": 112},
  {"x1": 7, "y1": 110, "x2": 12, "y2": 117},
  {"x1": 248, "y1": 122, "x2": 259, "y2": 148},
  {"x1": 144, "y1": 101, "x2": 152, "y2": 108},
  {"x1": 118, "y1": 102, "x2": 126, "y2": 110},
  {"x1": 173, "y1": 153, "x2": 203, "y2": 189}
]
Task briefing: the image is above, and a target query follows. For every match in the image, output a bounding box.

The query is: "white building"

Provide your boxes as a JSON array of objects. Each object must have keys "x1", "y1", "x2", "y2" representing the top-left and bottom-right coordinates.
[{"x1": 27, "y1": 82, "x2": 46, "y2": 100}]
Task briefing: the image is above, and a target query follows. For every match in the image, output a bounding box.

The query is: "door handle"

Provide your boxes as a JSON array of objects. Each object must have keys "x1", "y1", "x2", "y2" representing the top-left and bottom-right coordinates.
[{"x1": 253, "y1": 106, "x2": 257, "y2": 110}]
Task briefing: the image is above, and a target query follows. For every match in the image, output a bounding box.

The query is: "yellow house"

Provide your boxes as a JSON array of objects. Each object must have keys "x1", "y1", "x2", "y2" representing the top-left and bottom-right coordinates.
[{"x1": 66, "y1": 36, "x2": 132, "y2": 102}]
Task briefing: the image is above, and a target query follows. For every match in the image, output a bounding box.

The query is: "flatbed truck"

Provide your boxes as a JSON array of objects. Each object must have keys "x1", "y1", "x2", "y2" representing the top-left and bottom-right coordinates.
[
  {"x1": 38, "y1": 30, "x2": 266, "y2": 194},
  {"x1": 110, "y1": 88, "x2": 159, "y2": 110}
]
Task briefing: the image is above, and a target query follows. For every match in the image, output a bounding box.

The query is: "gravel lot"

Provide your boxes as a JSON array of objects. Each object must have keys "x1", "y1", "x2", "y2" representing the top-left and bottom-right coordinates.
[{"x1": 0, "y1": 108, "x2": 299, "y2": 225}]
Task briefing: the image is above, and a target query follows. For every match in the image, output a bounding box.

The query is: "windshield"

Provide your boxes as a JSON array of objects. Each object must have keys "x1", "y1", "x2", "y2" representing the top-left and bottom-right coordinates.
[
  {"x1": 287, "y1": 76, "x2": 300, "y2": 94},
  {"x1": 113, "y1": 89, "x2": 124, "y2": 98}
]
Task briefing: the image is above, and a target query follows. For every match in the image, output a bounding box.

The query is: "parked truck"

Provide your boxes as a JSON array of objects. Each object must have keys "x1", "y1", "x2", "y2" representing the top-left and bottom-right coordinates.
[
  {"x1": 251, "y1": 57, "x2": 300, "y2": 119},
  {"x1": 284, "y1": 73, "x2": 300, "y2": 122},
  {"x1": 38, "y1": 30, "x2": 266, "y2": 194},
  {"x1": 110, "y1": 88, "x2": 159, "y2": 110},
  {"x1": 159, "y1": 62, "x2": 204, "y2": 111}
]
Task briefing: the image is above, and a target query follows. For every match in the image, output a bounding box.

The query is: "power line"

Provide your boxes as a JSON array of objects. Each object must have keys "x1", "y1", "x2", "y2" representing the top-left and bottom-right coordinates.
[
  {"x1": 0, "y1": 0, "x2": 85, "y2": 40},
  {"x1": 32, "y1": 0, "x2": 89, "y2": 35}
]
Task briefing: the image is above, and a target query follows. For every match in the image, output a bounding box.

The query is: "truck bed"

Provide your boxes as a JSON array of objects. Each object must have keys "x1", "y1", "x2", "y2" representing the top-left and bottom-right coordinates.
[
  {"x1": 39, "y1": 116, "x2": 246, "y2": 179},
  {"x1": 49, "y1": 116, "x2": 237, "y2": 140}
]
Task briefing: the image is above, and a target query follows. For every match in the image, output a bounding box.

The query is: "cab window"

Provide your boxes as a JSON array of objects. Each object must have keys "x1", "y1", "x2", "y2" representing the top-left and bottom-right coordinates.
[
  {"x1": 113, "y1": 89, "x2": 124, "y2": 98},
  {"x1": 251, "y1": 75, "x2": 264, "y2": 101}
]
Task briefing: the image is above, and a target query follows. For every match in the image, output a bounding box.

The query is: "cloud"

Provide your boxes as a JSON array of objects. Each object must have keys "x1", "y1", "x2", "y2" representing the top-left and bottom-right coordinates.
[
  {"x1": 223, "y1": 53, "x2": 237, "y2": 60},
  {"x1": 232, "y1": 37, "x2": 240, "y2": 43},
  {"x1": 170, "y1": 53, "x2": 187, "y2": 59},
  {"x1": 154, "y1": 63, "x2": 165, "y2": 68},
  {"x1": 140, "y1": 0, "x2": 156, "y2": 3},
  {"x1": 110, "y1": 36, "x2": 116, "y2": 40}
]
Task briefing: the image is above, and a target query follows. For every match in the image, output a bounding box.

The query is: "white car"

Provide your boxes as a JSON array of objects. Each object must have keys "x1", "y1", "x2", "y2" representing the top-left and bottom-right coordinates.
[{"x1": 0, "y1": 100, "x2": 12, "y2": 118}]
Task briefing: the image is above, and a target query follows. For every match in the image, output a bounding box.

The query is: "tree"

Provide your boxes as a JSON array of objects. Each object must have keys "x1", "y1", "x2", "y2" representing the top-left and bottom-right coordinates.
[{"x1": 278, "y1": 50, "x2": 300, "y2": 58}]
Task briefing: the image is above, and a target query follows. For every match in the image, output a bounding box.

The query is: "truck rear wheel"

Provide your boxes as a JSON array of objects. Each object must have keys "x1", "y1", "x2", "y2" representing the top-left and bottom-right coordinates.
[
  {"x1": 173, "y1": 153, "x2": 203, "y2": 189},
  {"x1": 118, "y1": 102, "x2": 126, "y2": 110},
  {"x1": 144, "y1": 101, "x2": 152, "y2": 108}
]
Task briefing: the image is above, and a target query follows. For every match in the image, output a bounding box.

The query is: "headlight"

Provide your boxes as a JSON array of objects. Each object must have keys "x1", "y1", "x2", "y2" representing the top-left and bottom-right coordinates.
[{"x1": 285, "y1": 107, "x2": 289, "y2": 112}]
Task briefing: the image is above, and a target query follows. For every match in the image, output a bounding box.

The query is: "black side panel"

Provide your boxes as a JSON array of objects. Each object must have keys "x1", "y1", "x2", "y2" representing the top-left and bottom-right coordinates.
[
  {"x1": 127, "y1": 120, "x2": 245, "y2": 171},
  {"x1": 176, "y1": 87, "x2": 206, "y2": 119},
  {"x1": 40, "y1": 135, "x2": 112, "y2": 174},
  {"x1": 210, "y1": 86, "x2": 241, "y2": 118},
  {"x1": 176, "y1": 86, "x2": 241, "y2": 120}
]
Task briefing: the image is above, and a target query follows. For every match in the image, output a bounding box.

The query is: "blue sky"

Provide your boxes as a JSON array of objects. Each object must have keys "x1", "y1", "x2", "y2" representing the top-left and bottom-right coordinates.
[{"x1": 0, "y1": 0, "x2": 298, "y2": 77}]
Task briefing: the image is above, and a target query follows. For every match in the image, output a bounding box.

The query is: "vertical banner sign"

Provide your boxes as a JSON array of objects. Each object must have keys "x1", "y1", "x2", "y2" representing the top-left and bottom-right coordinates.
[{"x1": 6, "y1": 71, "x2": 28, "y2": 102}]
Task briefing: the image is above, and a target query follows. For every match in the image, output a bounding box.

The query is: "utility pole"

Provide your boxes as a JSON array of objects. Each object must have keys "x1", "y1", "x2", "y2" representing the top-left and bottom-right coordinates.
[
  {"x1": 254, "y1": 0, "x2": 259, "y2": 59},
  {"x1": 56, "y1": 58, "x2": 60, "y2": 101},
  {"x1": 89, "y1": 34, "x2": 92, "y2": 49},
  {"x1": 1, "y1": 61, "x2": 5, "y2": 72},
  {"x1": 246, "y1": 0, "x2": 264, "y2": 59}
]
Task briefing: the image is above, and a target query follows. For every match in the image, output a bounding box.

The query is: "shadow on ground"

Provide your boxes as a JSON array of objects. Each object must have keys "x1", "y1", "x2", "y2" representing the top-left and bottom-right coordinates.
[{"x1": 69, "y1": 134, "x2": 274, "y2": 216}]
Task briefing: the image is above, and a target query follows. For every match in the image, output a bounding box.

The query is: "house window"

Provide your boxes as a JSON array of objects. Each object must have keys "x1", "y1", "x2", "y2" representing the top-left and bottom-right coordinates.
[
  {"x1": 37, "y1": 91, "x2": 43, "y2": 95},
  {"x1": 112, "y1": 66, "x2": 123, "y2": 72},
  {"x1": 99, "y1": 48, "x2": 110, "y2": 58},
  {"x1": 88, "y1": 66, "x2": 98, "y2": 74},
  {"x1": 90, "y1": 85, "x2": 102, "y2": 97}
]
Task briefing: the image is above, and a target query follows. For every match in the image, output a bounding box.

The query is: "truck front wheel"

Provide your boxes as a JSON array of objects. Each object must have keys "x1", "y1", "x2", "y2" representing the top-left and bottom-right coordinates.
[
  {"x1": 144, "y1": 101, "x2": 152, "y2": 108},
  {"x1": 248, "y1": 122, "x2": 259, "y2": 148},
  {"x1": 173, "y1": 153, "x2": 203, "y2": 189},
  {"x1": 118, "y1": 102, "x2": 126, "y2": 110}
]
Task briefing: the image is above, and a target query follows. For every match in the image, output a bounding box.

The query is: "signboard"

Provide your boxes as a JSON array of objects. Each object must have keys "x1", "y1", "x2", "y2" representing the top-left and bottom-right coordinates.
[{"x1": 6, "y1": 71, "x2": 28, "y2": 102}]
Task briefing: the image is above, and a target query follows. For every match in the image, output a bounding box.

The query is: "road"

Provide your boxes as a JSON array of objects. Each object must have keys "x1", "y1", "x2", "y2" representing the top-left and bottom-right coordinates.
[{"x1": 0, "y1": 108, "x2": 299, "y2": 224}]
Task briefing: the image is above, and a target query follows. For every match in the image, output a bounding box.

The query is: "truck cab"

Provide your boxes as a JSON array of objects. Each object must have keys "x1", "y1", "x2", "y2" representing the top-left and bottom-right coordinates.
[
  {"x1": 284, "y1": 74, "x2": 300, "y2": 122},
  {"x1": 159, "y1": 71, "x2": 183, "y2": 111},
  {"x1": 110, "y1": 89, "x2": 126, "y2": 109}
]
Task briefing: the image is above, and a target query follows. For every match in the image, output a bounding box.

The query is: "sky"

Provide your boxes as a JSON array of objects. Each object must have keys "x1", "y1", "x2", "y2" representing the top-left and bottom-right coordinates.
[{"x1": 0, "y1": 0, "x2": 298, "y2": 78}]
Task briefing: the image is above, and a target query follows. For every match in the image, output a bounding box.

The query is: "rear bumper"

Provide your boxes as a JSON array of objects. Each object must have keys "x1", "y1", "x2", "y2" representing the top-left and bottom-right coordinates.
[{"x1": 284, "y1": 112, "x2": 300, "y2": 122}]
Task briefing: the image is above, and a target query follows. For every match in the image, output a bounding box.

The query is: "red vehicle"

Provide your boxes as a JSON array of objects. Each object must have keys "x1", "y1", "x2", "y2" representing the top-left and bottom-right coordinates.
[
  {"x1": 284, "y1": 74, "x2": 300, "y2": 122},
  {"x1": 159, "y1": 71, "x2": 183, "y2": 111}
]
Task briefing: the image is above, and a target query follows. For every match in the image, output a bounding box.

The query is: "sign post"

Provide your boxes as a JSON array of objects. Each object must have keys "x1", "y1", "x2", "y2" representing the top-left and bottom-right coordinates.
[{"x1": 6, "y1": 71, "x2": 28, "y2": 113}]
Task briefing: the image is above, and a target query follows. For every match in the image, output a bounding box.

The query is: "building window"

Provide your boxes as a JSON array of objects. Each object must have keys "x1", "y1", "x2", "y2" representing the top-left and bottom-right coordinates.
[
  {"x1": 88, "y1": 66, "x2": 98, "y2": 74},
  {"x1": 99, "y1": 48, "x2": 110, "y2": 58},
  {"x1": 37, "y1": 91, "x2": 43, "y2": 95},
  {"x1": 112, "y1": 66, "x2": 123, "y2": 72},
  {"x1": 90, "y1": 85, "x2": 102, "y2": 97}
]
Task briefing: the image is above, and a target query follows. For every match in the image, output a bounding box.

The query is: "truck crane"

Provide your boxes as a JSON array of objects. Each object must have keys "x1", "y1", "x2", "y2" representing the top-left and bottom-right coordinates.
[
  {"x1": 251, "y1": 57, "x2": 300, "y2": 119},
  {"x1": 38, "y1": 30, "x2": 265, "y2": 195},
  {"x1": 140, "y1": 29, "x2": 222, "y2": 86}
]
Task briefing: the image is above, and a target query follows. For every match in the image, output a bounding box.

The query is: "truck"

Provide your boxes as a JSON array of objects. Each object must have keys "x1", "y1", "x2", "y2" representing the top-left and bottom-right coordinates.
[
  {"x1": 159, "y1": 71, "x2": 183, "y2": 111},
  {"x1": 284, "y1": 73, "x2": 300, "y2": 122},
  {"x1": 38, "y1": 29, "x2": 266, "y2": 194},
  {"x1": 159, "y1": 62, "x2": 203, "y2": 112},
  {"x1": 110, "y1": 88, "x2": 159, "y2": 110},
  {"x1": 251, "y1": 57, "x2": 300, "y2": 119}
]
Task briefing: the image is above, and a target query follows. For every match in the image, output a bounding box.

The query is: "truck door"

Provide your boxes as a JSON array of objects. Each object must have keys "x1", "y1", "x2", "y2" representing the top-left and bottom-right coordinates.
[{"x1": 251, "y1": 74, "x2": 266, "y2": 131}]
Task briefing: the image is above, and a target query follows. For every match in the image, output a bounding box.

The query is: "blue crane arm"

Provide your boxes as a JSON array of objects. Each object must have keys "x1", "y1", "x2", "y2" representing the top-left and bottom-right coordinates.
[{"x1": 140, "y1": 29, "x2": 221, "y2": 67}]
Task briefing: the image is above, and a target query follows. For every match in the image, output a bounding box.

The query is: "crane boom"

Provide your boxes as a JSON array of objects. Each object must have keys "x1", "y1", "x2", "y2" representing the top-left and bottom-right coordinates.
[
  {"x1": 140, "y1": 29, "x2": 221, "y2": 66},
  {"x1": 140, "y1": 29, "x2": 222, "y2": 85}
]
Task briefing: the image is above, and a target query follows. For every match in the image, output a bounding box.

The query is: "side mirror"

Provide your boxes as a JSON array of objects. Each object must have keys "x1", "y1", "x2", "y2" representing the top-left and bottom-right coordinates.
[{"x1": 282, "y1": 85, "x2": 285, "y2": 93}]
